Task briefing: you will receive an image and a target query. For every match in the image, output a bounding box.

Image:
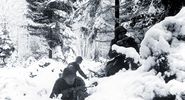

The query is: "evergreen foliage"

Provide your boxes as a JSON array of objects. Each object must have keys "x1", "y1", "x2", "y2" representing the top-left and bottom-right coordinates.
[{"x1": 0, "y1": 23, "x2": 15, "y2": 65}]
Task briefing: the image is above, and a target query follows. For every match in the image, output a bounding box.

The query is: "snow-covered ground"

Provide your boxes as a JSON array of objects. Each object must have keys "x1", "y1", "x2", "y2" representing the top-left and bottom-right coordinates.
[
  {"x1": 87, "y1": 70, "x2": 185, "y2": 100},
  {"x1": 0, "y1": 57, "x2": 103, "y2": 100},
  {"x1": 1, "y1": 59, "x2": 185, "y2": 100},
  {"x1": 0, "y1": 58, "x2": 63, "y2": 100}
]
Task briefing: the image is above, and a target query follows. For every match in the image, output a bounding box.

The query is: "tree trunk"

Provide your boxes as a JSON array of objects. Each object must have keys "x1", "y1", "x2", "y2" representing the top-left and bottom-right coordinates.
[
  {"x1": 49, "y1": 48, "x2": 52, "y2": 58},
  {"x1": 48, "y1": 41, "x2": 53, "y2": 59},
  {"x1": 115, "y1": 0, "x2": 120, "y2": 28}
]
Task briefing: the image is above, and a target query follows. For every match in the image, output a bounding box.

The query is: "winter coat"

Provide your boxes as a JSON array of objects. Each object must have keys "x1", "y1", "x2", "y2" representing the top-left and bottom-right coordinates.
[
  {"x1": 106, "y1": 36, "x2": 139, "y2": 76},
  {"x1": 108, "y1": 36, "x2": 139, "y2": 58},
  {"x1": 50, "y1": 76, "x2": 87, "y2": 100}
]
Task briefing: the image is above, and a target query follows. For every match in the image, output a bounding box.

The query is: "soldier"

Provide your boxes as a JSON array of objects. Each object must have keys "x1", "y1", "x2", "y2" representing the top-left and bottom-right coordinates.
[
  {"x1": 50, "y1": 68, "x2": 88, "y2": 100},
  {"x1": 108, "y1": 26, "x2": 127, "y2": 58},
  {"x1": 108, "y1": 26, "x2": 139, "y2": 58},
  {"x1": 106, "y1": 26, "x2": 139, "y2": 76},
  {"x1": 67, "y1": 56, "x2": 88, "y2": 79}
]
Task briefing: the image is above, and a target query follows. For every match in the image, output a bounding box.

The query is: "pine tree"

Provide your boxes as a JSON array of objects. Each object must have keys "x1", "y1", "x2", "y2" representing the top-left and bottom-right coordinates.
[
  {"x1": 119, "y1": 0, "x2": 185, "y2": 43},
  {"x1": 26, "y1": 0, "x2": 73, "y2": 58},
  {"x1": 73, "y1": 0, "x2": 114, "y2": 60},
  {"x1": 120, "y1": 0, "x2": 165, "y2": 42},
  {"x1": 0, "y1": 22, "x2": 15, "y2": 66}
]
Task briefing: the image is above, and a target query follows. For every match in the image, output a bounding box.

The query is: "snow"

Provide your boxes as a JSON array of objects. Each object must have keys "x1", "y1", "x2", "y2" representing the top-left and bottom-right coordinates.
[
  {"x1": 1, "y1": 58, "x2": 185, "y2": 100},
  {"x1": 0, "y1": 58, "x2": 64, "y2": 100},
  {"x1": 148, "y1": 4, "x2": 157, "y2": 14},
  {"x1": 1, "y1": 1, "x2": 185, "y2": 100},
  {"x1": 140, "y1": 7, "x2": 185, "y2": 81},
  {"x1": 140, "y1": 7, "x2": 185, "y2": 59},
  {"x1": 0, "y1": 0, "x2": 30, "y2": 60},
  {"x1": 0, "y1": 57, "x2": 103, "y2": 100},
  {"x1": 71, "y1": 0, "x2": 114, "y2": 59},
  {"x1": 112, "y1": 44, "x2": 140, "y2": 63},
  {"x1": 87, "y1": 70, "x2": 176, "y2": 100}
]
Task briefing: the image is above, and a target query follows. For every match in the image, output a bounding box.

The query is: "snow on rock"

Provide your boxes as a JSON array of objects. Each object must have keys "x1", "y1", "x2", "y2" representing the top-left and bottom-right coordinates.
[{"x1": 112, "y1": 44, "x2": 140, "y2": 63}]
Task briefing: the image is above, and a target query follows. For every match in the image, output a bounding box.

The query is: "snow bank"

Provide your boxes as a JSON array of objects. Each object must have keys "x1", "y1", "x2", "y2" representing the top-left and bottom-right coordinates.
[{"x1": 87, "y1": 70, "x2": 179, "y2": 100}]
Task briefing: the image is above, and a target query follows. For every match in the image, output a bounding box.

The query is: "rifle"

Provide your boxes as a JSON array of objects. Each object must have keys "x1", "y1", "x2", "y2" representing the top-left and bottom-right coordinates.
[{"x1": 88, "y1": 69, "x2": 105, "y2": 77}]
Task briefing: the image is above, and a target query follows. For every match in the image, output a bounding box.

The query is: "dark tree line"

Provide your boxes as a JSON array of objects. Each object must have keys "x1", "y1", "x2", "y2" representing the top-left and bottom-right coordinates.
[
  {"x1": 161, "y1": 0, "x2": 185, "y2": 16},
  {"x1": 114, "y1": 0, "x2": 185, "y2": 42}
]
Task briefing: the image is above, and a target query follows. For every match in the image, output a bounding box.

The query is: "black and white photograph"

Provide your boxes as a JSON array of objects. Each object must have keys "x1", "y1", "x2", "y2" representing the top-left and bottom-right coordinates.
[{"x1": 0, "y1": 0, "x2": 185, "y2": 100}]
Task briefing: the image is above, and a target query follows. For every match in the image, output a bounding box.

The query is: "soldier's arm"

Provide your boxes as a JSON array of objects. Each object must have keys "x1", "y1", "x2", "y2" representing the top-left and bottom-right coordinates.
[{"x1": 78, "y1": 67, "x2": 88, "y2": 79}]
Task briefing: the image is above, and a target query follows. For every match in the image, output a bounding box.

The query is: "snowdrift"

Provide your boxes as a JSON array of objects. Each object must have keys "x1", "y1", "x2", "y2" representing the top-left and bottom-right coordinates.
[{"x1": 87, "y1": 70, "x2": 185, "y2": 100}]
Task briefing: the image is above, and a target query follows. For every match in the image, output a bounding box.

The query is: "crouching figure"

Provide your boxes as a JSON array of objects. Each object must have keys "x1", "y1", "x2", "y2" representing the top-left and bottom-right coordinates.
[{"x1": 50, "y1": 68, "x2": 88, "y2": 100}]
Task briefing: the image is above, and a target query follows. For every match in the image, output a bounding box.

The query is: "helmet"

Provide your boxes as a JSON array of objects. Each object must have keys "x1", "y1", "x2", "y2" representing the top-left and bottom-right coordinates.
[{"x1": 76, "y1": 56, "x2": 83, "y2": 62}]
